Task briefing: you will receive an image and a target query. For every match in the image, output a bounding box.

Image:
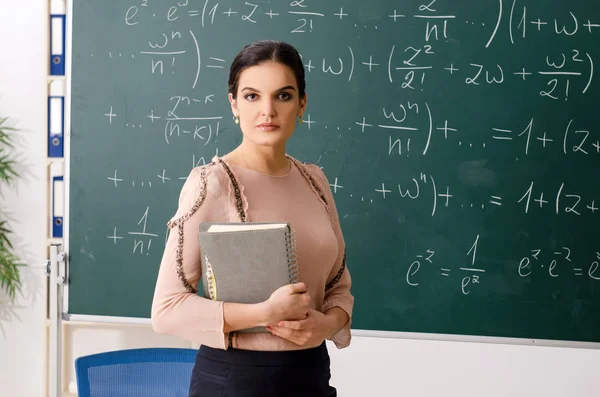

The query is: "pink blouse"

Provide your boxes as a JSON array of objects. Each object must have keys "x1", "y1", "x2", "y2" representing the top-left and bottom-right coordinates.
[{"x1": 151, "y1": 155, "x2": 353, "y2": 351}]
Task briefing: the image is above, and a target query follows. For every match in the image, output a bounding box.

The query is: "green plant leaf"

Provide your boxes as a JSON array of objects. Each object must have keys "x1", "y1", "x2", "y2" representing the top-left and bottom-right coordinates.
[
  {"x1": 0, "y1": 116, "x2": 24, "y2": 301},
  {"x1": 0, "y1": 249, "x2": 24, "y2": 302}
]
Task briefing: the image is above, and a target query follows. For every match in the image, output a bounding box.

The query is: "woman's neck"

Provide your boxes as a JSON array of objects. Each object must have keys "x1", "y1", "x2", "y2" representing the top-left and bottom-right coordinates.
[{"x1": 224, "y1": 142, "x2": 290, "y2": 176}]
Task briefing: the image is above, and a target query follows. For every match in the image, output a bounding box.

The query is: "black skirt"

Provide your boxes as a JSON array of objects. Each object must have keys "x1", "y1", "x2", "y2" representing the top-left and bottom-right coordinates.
[{"x1": 189, "y1": 342, "x2": 337, "y2": 397}]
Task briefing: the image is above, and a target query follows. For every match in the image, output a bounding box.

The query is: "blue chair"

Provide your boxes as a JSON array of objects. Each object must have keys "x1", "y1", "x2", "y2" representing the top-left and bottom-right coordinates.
[{"x1": 74, "y1": 348, "x2": 198, "y2": 397}]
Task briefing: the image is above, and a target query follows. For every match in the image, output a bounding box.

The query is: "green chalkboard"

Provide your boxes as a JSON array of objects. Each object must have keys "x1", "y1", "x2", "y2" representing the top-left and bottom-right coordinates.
[{"x1": 68, "y1": 0, "x2": 600, "y2": 344}]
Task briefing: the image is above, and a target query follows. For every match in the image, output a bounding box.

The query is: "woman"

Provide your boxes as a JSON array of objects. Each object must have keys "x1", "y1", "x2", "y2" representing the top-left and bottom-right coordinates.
[{"x1": 151, "y1": 40, "x2": 354, "y2": 397}]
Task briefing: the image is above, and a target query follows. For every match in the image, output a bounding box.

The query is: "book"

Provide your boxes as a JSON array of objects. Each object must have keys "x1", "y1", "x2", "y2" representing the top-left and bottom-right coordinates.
[{"x1": 197, "y1": 222, "x2": 300, "y2": 332}]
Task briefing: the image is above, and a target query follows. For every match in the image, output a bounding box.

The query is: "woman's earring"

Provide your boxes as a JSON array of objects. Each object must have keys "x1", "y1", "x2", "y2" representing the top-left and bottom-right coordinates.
[
  {"x1": 234, "y1": 115, "x2": 239, "y2": 124},
  {"x1": 298, "y1": 115, "x2": 303, "y2": 124}
]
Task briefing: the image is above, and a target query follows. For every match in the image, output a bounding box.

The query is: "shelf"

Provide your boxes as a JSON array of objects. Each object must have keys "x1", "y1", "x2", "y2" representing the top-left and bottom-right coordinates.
[{"x1": 47, "y1": 238, "x2": 64, "y2": 246}]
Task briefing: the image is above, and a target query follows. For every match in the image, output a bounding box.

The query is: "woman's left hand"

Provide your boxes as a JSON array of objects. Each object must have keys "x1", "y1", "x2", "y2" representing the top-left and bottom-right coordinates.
[{"x1": 267, "y1": 308, "x2": 332, "y2": 348}]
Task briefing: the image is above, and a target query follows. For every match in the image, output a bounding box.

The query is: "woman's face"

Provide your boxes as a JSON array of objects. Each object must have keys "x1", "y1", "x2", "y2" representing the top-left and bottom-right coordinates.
[{"x1": 229, "y1": 61, "x2": 306, "y2": 151}]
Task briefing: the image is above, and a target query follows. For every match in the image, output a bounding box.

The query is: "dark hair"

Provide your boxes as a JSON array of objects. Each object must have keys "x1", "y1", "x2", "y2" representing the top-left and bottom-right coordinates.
[{"x1": 228, "y1": 40, "x2": 306, "y2": 100}]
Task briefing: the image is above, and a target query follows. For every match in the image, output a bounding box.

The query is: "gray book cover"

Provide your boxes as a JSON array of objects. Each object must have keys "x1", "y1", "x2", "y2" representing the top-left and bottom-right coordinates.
[{"x1": 198, "y1": 222, "x2": 299, "y2": 332}]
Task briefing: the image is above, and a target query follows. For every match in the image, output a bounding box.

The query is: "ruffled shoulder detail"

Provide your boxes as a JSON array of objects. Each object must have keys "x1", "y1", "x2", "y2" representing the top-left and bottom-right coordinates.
[
  {"x1": 167, "y1": 163, "x2": 216, "y2": 228},
  {"x1": 212, "y1": 155, "x2": 248, "y2": 223},
  {"x1": 166, "y1": 162, "x2": 217, "y2": 293},
  {"x1": 325, "y1": 249, "x2": 347, "y2": 292}
]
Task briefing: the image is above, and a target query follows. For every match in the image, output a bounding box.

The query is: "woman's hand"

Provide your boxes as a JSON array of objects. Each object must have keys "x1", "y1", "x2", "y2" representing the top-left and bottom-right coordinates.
[
  {"x1": 266, "y1": 308, "x2": 333, "y2": 348},
  {"x1": 261, "y1": 282, "x2": 311, "y2": 326}
]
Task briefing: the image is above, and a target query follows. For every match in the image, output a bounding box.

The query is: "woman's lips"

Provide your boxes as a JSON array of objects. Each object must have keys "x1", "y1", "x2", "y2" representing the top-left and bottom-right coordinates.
[{"x1": 257, "y1": 123, "x2": 280, "y2": 132}]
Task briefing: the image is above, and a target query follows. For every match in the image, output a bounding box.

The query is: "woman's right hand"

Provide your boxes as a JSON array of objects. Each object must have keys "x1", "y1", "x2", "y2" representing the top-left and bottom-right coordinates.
[{"x1": 262, "y1": 282, "x2": 311, "y2": 325}]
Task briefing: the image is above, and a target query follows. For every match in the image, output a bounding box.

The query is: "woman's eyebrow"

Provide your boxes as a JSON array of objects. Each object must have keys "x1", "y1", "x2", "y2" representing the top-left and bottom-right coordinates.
[
  {"x1": 241, "y1": 85, "x2": 296, "y2": 92},
  {"x1": 277, "y1": 85, "x2": 296, "y2": 92}
]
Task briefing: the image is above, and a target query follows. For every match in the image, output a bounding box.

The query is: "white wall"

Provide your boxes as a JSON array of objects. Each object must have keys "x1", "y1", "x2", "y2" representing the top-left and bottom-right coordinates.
[
  {"x1": 329, "y1": 335, "x2": 599, "y2": 397},
  {"x1": 1, "y1": 1, "x2": 598, "y2": 397},
  {"x1": 0, "y1": 1, "x2": 49, "y2": 397}
]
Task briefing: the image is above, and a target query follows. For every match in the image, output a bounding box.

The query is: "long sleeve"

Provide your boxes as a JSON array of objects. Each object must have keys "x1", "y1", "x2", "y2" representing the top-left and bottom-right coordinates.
[
  {"x1": 312, "y1": 166, "x2": 354, "y2": 349},
  {"x1": 151, "y1": 165, "x2": 230, "y2": 350}
]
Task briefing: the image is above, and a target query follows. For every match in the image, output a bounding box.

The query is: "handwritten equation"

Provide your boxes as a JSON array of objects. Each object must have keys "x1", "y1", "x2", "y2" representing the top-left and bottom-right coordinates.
[
  {"x1": 361, "y1": 104, "x2": 599, "y2": 159},
  {"x1": 106, "y1": 151, "x2": 219, "y2": 187},
  {"x1": 101, "y1": 35, "x2": 596, "y2": 100},
  {"x1": 124, "y1": 0, "x2": 600, "y2": 40},
  {"x1": 109, "y1": 0, "x2": 600, "y2": 102},
  {"x1": 518, "y1": 247, "x2": 600, "y2": 280},
  {"x1": 406, "y1": 236, "x2": 600, "y2": 295},
  {"x1": 106, "y1": 207, "x2": 165, "y2": 255},
  {"x1": 102, "y1": 97, "x2": 600, "y2": 167},
  {"x1": 406, "y1": 235, "x2": 487, "y2": 295},
  {"x1": 369, "y1": 177, "x2": 599, "y2": 218}
]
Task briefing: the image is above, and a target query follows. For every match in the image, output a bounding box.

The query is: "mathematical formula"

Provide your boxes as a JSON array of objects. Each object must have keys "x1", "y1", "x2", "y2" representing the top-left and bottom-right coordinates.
[
  {"x1": 103, "y1": 98, "x2": 600, "y2": 175},
  {"x1": 125, "y1": 0, "x2": 600, "y2": 39},
  {"x1": 368, "y1": 176, "x2": 600, "y2": 218},
  {"x1": 101, "y1": 37, "x2": 595, "y2": 100},
  {"x1": 104, "y1": 0, "x2": 600, "y2": 102},
  {"x1": 406, "y1": 236, "x2": 600, "y2": 295},
  {"x1": 106, "y1": 207, "x2": 165, "y2": 256},
  {"x1": 518, "y1": 247, "x2": 600, "y2": 280},
  {"x1": 406, "y1": 235, "x2": 487, "y2": 295}
]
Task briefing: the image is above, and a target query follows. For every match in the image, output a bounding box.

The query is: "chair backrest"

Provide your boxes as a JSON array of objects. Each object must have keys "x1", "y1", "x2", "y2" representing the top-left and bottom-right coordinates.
[{"x1": 74, "y1": 348, "x2": 198, "y2": 397}]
